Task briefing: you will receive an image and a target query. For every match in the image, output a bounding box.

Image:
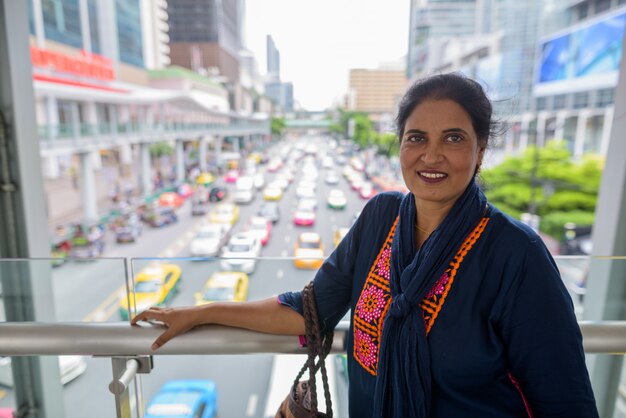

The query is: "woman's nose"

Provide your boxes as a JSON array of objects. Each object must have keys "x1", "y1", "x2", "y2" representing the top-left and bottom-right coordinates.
[{"x1": 421, "y1": 143, "x2": 443, "y2": 164}]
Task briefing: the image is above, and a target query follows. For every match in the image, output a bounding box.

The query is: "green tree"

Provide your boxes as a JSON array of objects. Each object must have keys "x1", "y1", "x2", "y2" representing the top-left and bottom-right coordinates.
[
  {"x1": 271, "y1": 117, "x2": 286, "y2": 136},
  {"x1": 149, "y1": 141, "x2": 174, "y2": 159},
  {"x1": 329, "y1": 108, "x2": 377, "y2": 148},
  {"x1": 480, "y1": 140, "x2": 603, "y2": 238},
  {"x1": 373, "y1": 132, "x2": 400, "y2": 157}
]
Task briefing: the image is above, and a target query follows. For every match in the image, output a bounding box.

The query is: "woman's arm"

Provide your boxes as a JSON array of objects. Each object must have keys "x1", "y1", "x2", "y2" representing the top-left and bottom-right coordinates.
[{"x1": 131, "y1": 298, "x2": 305, "y2": 350}]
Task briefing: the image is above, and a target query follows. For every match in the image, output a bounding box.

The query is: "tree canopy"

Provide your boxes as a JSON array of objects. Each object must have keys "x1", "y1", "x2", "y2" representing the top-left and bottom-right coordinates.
[{"x1": 480, "y1": 140, "x2": 603, "y2": 238}]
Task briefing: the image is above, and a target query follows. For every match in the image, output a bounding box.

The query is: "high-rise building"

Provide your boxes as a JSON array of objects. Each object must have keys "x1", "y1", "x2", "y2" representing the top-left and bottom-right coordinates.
[
  {"x1": 407, "y1": 0, "x2": 496, "y2": 78},
  {"x1": 263, "y1": 35, "x2": 293, "y2": 112},
  {"x1": 266, "y1": 35, "x2": 280, "y2": 81},
  {"x1": 29, "y1": 0, "x2": 144, "y2": 69},
  {"x1": 347, "y1": 68, "x2": 407, "y2": 115},
  {"x1": 167, "y1": 0, "x2": 241, "y2": 83},
  {"x1": 140, "y1": 0, "x2": 171, "y2": 69}
]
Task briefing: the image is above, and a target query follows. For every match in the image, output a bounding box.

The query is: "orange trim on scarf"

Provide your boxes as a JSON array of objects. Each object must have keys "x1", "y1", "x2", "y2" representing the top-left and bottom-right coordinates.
[{"x1": 420, "y1": 217, "x2": 490, "y2": 334}]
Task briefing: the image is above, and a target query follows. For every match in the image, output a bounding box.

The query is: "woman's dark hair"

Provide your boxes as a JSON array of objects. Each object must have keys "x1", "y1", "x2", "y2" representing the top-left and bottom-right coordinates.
[{"x1": 395, "y1": 72, "x2": 496, "y2": 149}]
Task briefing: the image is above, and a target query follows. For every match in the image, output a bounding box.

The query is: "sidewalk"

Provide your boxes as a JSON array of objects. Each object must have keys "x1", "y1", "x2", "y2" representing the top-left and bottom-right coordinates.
[{"x1": 43, "y1": 165, "x2": 127, "y2": 228}]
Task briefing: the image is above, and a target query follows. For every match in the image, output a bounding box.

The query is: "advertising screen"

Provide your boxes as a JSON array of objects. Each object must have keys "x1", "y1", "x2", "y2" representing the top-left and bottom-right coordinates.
[{"x1": 534, "y1": 9, "x2": 626, "y2": 96}]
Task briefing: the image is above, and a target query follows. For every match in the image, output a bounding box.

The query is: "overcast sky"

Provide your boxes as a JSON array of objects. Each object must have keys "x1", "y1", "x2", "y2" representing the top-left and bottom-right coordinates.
[{"x1": 244, "y1": 0, "x2": 410, "y2": 111}]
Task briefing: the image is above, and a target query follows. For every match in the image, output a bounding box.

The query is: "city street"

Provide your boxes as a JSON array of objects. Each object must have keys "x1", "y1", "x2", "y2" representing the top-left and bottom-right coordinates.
[{"x1": 1, "y1": 140, "x2": 363, "y2": 417}]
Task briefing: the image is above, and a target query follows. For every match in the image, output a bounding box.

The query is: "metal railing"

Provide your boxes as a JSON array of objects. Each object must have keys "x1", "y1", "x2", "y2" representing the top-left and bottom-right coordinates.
[{"x1": 0, "y1": 320, "x2": 624, "y2": 417}]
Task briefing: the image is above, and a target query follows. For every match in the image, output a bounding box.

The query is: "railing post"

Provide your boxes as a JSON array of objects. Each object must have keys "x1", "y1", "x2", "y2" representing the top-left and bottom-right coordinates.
[{"x1": 109, "y1": 355, "x2": 153, "y2": 418}]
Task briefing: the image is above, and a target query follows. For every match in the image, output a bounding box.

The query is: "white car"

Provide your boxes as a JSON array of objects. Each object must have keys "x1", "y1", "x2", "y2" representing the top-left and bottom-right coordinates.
[
  {"x1": 234, "y1": 188, "x2": 255, "y2": 204},
  {"x1": 296, "y1": 186, "x2": 316, "y2": 199},
  {"x1": 325, "y1": 173, "x2": 339, "y2": 185},
  {"x1": 327, "y1": 189, "x2": 347, "y2": 209},
  {"x1": 246, "y1": 216, "x2": 272, "y2": 246},
  {"x1": 298, "y1": 198, "x2": 318, "y2": 212},
  {"x1": 220, "y1": 233, "x2": 262, "y2": 274},
  {"x1": 189, "y1": 224, "x2": 231, "y2": 257}
]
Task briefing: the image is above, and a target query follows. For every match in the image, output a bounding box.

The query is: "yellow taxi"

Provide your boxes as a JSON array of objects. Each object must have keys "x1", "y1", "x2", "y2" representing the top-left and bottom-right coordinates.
[
  {"x1": 196, "y1": 172, "x2": 216, "y2": 186},
  {"x1": 248, "y1": 152, "x2": 263, "y2": 164},
  {"x1": 118, "y1": 263, "x2": 182, "y2": 320},
  {"x1": 333, "y1": 227, "x2": 350, "y2": 248},
  {"x1": 294, "y1": 232, "x2": 325, "y2": 269},
  {"x1": 209, "y1": 202, "x2": 240, "y2": 225},
  {"x1": 194, "y1": 271, "x2": 249, "y2": 305},
  {"x1": 263, "y1": 185, "x2": 283, "y2": 201}
]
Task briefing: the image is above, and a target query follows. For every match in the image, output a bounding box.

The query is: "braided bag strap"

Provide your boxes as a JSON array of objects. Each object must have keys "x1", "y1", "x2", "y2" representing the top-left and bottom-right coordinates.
[{"x1": 293, "y1": 281, "x2": 333, "y2": 418}]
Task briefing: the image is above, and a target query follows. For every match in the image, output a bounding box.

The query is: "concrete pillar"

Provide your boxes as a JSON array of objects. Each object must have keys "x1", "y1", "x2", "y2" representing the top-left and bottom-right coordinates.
[
  {"x1": 43, "y1": 155, "x2": 60, "y2": 179},
  {"x1": 175, "y1": 139, "x2": 185, "y2": 183},
  {"x1": 519, "y1": 114, "x2": 531, "y2": 151},
  {"x1": 31, "y1": 0, "x2": 45, "y2": 47},
  {"x1": 198, "y1": 136, "x2": 208, "y2": 172},
  {"x1": 78, "y1": 0, "x2": 91, "y2": 53},
  {"x1": 119, "y1": 143, "x2": 133, "y2": 165},
  {"x1": 78, "y1": 151, "x2": 98, "y2": 221},
  {"x1": 140, "y1": 143, "x2": 152, "y2": 197},
  {"x1": 91, "y1": 149, "x2": 102, "y2": 170},
  {"x1": 600, "y1": 106, "x2": 614, "y2": 156},
  {"x1": 582, "y1": 30, "x2": 626, "y2": 418},
  {"x1": 0, "y1": 2, "x2": 67, "y2": 416},
  {"x1": 554, "y1": 111, "x2": 568, "y2": 142},
  {"x1": 574, "y1": 110, "x2": 591, "y2": 158},
  {"x1": 70, "y1": 101, "x2": 81, "y2": 137}
]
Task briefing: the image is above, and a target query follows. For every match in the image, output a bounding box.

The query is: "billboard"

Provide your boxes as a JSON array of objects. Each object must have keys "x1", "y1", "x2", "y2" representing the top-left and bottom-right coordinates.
[{"x1": 534, "y1": 9, "x2": 626, "y2": 96}]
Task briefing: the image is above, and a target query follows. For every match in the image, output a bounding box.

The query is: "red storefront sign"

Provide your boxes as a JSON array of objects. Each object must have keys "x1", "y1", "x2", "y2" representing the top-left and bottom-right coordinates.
[{"x1": 30, "y1": 46, "x2": 115, "y2": 81}]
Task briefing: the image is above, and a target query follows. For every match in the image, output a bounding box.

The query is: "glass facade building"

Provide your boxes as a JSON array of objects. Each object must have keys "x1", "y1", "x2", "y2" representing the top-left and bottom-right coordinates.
[
  {"x1": 41, "y1": 0, "x2": 83, "y2": 48},
  {"x1": 116, "y1": 0, "x2": 144, "y2": 67}
]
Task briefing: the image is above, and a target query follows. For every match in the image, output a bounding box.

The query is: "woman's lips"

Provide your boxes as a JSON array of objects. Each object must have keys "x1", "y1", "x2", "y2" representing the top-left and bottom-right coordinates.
[{"x1": 418, "y1": 170, "x2": 448, "y2": 184}]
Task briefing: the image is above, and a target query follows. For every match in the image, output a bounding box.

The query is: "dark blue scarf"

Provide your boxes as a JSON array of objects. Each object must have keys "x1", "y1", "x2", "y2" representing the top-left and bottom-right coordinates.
[{"x1": 372, "y1": 179, "x2": 488, "y2": 417}]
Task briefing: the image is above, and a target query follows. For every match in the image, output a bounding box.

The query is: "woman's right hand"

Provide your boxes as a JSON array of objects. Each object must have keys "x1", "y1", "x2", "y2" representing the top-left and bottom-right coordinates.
[{"x1": 131, "y1": 305, "x2": 201, "y2": 350}]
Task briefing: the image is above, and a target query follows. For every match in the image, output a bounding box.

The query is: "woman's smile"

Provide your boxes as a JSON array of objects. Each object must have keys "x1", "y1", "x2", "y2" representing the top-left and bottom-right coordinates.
[{"x1": 417, "y1": 170, "x2": 448, "y2": 183}]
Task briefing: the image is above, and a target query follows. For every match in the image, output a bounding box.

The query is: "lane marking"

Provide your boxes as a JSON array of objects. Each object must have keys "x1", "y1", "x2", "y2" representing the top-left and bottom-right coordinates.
[
  {"x1": 284, "y1": 236, "x2": 291, "y2": 243},
  {"x1": 83, "y1": 284, "x2": 125, "y2": 322},
  {"x1": 84, "y1": 219, "x2": 206, "y2": 322},
  {"x1": 246, "y1": 394, "x2": 258, "y2": 416},
  {"x1": 277, "y1": 270, "x2": 284, "y2": 279},
  {"x1": 281, "y1": 250, "x2": 288, "y2": 257}
]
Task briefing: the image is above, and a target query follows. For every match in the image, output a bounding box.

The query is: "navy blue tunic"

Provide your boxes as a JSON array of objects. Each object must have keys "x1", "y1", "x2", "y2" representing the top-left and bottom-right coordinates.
[{"x1": 279, "y1": 192, "x2": 598, "y2": 417}]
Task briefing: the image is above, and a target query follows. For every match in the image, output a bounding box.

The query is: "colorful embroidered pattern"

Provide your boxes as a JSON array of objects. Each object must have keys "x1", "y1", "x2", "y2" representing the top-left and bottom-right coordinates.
[
  {"x1": 353, "y1": 217, "x2": 398, "y2": 375},
  {"x1": 353, "y1": 216, "x2": 490, "y2": 376},
  {"x1": 420, "y1": 217, "x2": 490, "y2": 334}
]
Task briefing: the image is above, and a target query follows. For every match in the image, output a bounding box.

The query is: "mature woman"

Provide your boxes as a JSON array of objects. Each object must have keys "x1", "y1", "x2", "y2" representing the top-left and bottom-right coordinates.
[{"x1": 133, "y1": 73, "x2": 598, "y2": 417}]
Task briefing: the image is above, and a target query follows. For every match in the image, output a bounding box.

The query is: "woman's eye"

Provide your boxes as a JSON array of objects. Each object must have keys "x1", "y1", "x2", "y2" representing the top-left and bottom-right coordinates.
[
  {"x1": 446, "y1": 134, "x2": 463, "y2": 143},
  {"x1": 406, "y1": 135, "x2": 425, "y2": 143}
]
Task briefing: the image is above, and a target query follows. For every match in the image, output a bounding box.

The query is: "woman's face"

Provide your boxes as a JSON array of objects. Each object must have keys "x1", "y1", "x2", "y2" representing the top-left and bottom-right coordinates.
[{"x1": 399, "y1": 99, "x2": 485, "y2": 208}]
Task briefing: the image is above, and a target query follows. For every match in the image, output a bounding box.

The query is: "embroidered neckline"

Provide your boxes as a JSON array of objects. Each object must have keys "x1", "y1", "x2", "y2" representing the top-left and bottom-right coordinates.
[{"x1": 353, "y1": 215, "x2": 491, "y2": 376}]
